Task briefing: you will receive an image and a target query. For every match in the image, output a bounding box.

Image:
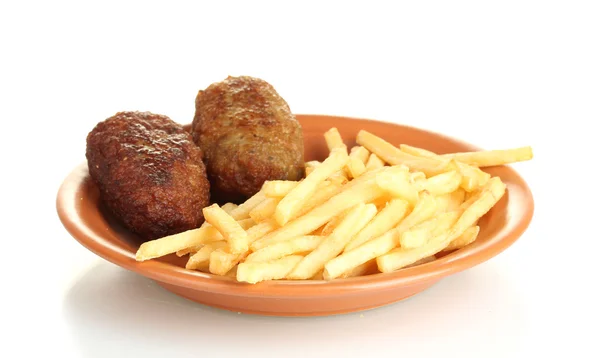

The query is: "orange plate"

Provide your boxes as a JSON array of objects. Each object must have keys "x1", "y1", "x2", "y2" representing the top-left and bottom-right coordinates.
[{"x1": 56, "y1": 114, "x2": 534, "y2": 317}]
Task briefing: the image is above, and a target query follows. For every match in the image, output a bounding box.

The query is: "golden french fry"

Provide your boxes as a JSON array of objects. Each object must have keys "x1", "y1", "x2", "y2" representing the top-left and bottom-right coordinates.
[
  {"x1": 423, "y1": 170, "x2": 462, "y2": 196},
  {"x1": 262, "y1": 180, "x2": 300, "y2": 198},
  {"x1": 221, "y1": 202, "x2": 239, "y2": 213},
  {"x1": 443, "y1": 225, "x2": 480, "y2": 252},
  {"x1": 252, "y1": 177, "x2": 386, "y2": 250},
  {"x1": 185, "y1": 241, "x2": 228, "y2": 270},
  {"x1": 246, "y1": 218, "x2": 279, "y2": 244},
  {"x1": 400, "y1": 144, "x2": 490, "y2": 191},
  {"x1": 274, "y1": 147, "x2": 349, "y2": 226},
  {"x1": 228, "y1": 190, "x2": 267, "y2": 220},
  {"x1": 399, "y1": 211, "x2": 461, "y2": 249},
  {"x1": 395, "y1": 192, "x2": 438, "y2": 235},
  {"x1": 176, "y1": 245, "x2": 201, "y2": 257},
  {"x1": 328, "y1": 171, "x2": 350, "y2": 186},
  {"x1": 246, "y1": 236, "x2": 324, "y2": 263},
  {"x1": 375, "y1": 170, "x2": 419, "y2": 206},
  {"x1": 292, "y1": 181, "x2": 343, "y2": 219},
  {"x1": 324, "y1": 228, "x2": 399, "y2": 280},
  {"x1": 324, "y1": 127, "x2": 347, "y2": 152},
  {"x1": 209, "y1": 249, "x2": 249, "y2": 276},
  {"x1": 357, "y1": 130, "x2": 455, "y2": 176},
  {"x1": 305, "y1": 161, "x2": 321, "y2": 176},
  {"x1": 249, "y1": 197, "x2": 281, "y2": 223},
  {"x1": 287, "y1": 203, "x2": 378, "y2": 279},
  {"x1": 344, "y1": 199, "x2": 410, "y2": 251},
  {"x1": 320, "y1": 211, "x2": 349, "y2": 236},
  {"x1": 237, "y1": 255, "x2": 305, "y2": 284},
  {"x1": 441, "y1": 147, "x2": 533, "y2": 167},
  {"x1": 350, "y1": 146, "x2": 370, "y2": 164},
  {"x1": 203, "y1": 204, "x2": 249, "y2": 254},
  {"x1": 365, "y1": 153, "x2": 385, "y2": 171},
  {"x1": 338, "y1": 259, "x2": 378, "y2": 278},
  {"x1": 236, "y1": 218, "x2": 256, "y2": 230},
  {"x1": 434, "y1": 189, "x2": 466, "y2": 214},
  {"x1": 347, "y1": 157, "x2": 367, "y2": 178},
  {"x1": 136, "y1": 226, "x2": 218, "y2": 261},
  {"x1": 377, "y1": 177, "x2": 505, "y2": 272}
]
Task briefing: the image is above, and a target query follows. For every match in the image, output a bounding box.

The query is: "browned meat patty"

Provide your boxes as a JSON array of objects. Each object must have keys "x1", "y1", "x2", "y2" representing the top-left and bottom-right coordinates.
[
  {"x1": 86, "y1": 111, "x2": 211, "y2": 241},
  {"x1": 191, "y1": 76, "x2": 305, "y2": 203}
]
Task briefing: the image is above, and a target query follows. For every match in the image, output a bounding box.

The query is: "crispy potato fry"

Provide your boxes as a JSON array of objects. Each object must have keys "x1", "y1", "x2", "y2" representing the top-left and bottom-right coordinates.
[
  {"x1": 375, "y1": 170, "x2": 419, "y2": 206},
  {"x1": 275, "y1": 147, "x2": 349, "y2": 226},
  {"x1": 357, "y1": 130, "x2": 455, "y2": 176},
  {"x1": 443, "y1": 225, "x2": 480, "y2": 252},
  {"x1": 203, "y1": 204, "x2": 249, "y2": 254},
  {"x1": 246, "y1": 236, "x2": 324, "y2": 263},
  {"x1": 246, "y1": 218, "x2": 279, "y2": 244},
  {"x1": 236, "y1": 218, "x2": 256, "y2": 230},
  {"x1": 136, "y1": 226, "x2": 219, "y2": 261},
  {"x1": 228, "y1": 190, "x2": 267, "y2": 220},
  {"x1": 400, "y1": 144, "x2": 490, "y2": 191},
  {"x1": 249, "y1": 197, "x2": 281, "y2": 223},
  {"x1": 441, "y1": 147, "x2": 533, "y2": 167},
  {"x1": 338, "y1": 259, "x2": 378, "y2": 278},
  {"x1": 395, "y1": 192, "x2": 438, "y2": 235},
  {"x1": 377, "y1": 177, "x2": 505, "y2": 272},
  {"x1": 292, "y1": 181, "x2": 343, "y2": 219},
  {"x1": 350, "y1": 146, "x2": 370, "y2": 164},
  {"x1": 399, "y1": 210, "x2": 461, "y2": 249},
  {"x1": 176, "y1": 245, "x2": 202, "y2": 257},
  {"x1": 320, "y1": 210, "x2": 349, "y2": 236},
  {"x1": 287, "y1": 203, "x2": 378, "y2": 279},
  {"x1": 328, "y1": 171, "x2": 350, "y2": 186},
  {"x1": 324, "y1": 228, "x2": 399, "y2": 280},
  {"x1": 209, "y1": 249, "x2": 249, "y2": 276},
  {"x1": 252, "y1": 178, "x2": 386, "y2": 251},
  {"x1": 347, "y1": 157, "x2": 367, "y2": 178},
  {"x1": 434, "y1": 189, "x2": 466, "y2": 215},
  {"x1": 221, "y1": 202, "x2": 239, "y2": 213},
  {"x1": 365, "y1": 153, "x2": 385, "y2": 171},
  {"x1": 324, "y1": 127, "x2": 347, "y2": 152},
  {"x1": 305, "y1": 161, "x2": 320, "y2": 176},
  {"x1": 237, "y1": 255, "x2": 304, "y2": 284},
  {"x1": 262, "y1": 180, "x2": 299, "y2": 198},
  {"x1": 345, "y1": 199, "x2": 410, "y2": 251},
  {"x1": 185, "y1": 241, "x2": 228, "y2": 270},
  {"x1": 423, "y1": 170, "x2": 462, "y2": 196}
]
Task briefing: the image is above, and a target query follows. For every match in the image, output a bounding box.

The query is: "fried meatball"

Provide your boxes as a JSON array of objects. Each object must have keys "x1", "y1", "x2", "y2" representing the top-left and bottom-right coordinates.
[
  {"x1": 191, "y1": 76, "x2": 305, "y2": 203},
  {"x1": 86, "y1": 111, "x2": 210, "y2": 241}
]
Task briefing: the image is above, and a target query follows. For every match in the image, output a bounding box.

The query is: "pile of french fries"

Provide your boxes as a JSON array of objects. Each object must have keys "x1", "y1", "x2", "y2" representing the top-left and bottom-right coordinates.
[{"x1": 135, "y1": 128, "x2": 533, "y2": 284}]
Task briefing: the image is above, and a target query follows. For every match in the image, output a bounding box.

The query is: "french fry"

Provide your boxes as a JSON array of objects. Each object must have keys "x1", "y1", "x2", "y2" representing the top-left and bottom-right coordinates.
[
  {"x1": 399, "y1": 210, "x2": 461, "y2": 249},
  {"x1": 357, "y1": 130, "x2": 455, "y2": 176},
  {"x1": 320, "y1": 210, "x2": 349, "y2": 236},
  {"x1": 186, "y1": 241, "x2": 227, "y2": 270},
  {"x1": 441, "y1": 146, "x2": 533, "y2": 167},
  {"x1": 400, "y1": 144, "x2": 490, "y2": 191},
  {"x1": 395, "y1": 192, "x2": 438, "y2": 236},
  {"x1": 249, "y1": 197, "x2": 281, "y2": 222},
  {"x1": 423, "y1": 170, "x2": 462, "y2": 196},
  {"x1": 246, "y1": 236, "x2": 324, "y2": 263},
  {"x1": 292, "y1": 181, "x2": 343, "y2": 219},
  {"x1": 375, "y1": 170, "x2": 419, "y2": 206},
  {"x1": 287, "y1": 203, "x2": 378, "y2": 279},
  {"x1": 350, "y1": 146, "x2": 370, "y2": 164},
  {"x1": 274, "y1": 147, "x2": 349, "y2": 226},
  {"x1": 365, "y1": 153, "x2": 385, "y2": 171},
  {"x1": 377, "y1": 177, "x2": 505, "y2": 272},
  {"x1": 246, "y1": 218, "x2": 279, "y2": 244},
  {"x1": 237, "y1": 255, "x2": 304, "y2": 284},
  {"x1": 324, "y1": 229, "x2": 400, "y2": 280},
  {"x1": 324, "y1": 127, "x2": 347, "y2": 152},
  {"x1": 262, "y1": 180, "x2": 299, "y2": 198},
  {"x1": 305, "y1": 161, "x2": 321, "y2": 176},
  {"x1": 252, "y1": 178, "x2": 386, "y2": 250},
  {"x1": 443, "y1": 225, "x2": 480, "y2": 252},
  {"x1": 405, "y1": 255, "x2": 437, "y2": 268},
  {"x1": 209, "y1": 249, "x2": 249, "y2": 276},
  {"x1": 344, "y1": 199, "x2": 410, "y2": 251},
  {"x1": 228, "y1": 190, "x2": 267, "y2": 220},
  {"x1": 203, "y1": 204, "x2": 249, "y2": 254},
  {"x1": 434, "y1": 189, "x2": 466, "y2": 214},
  {"x1": 136, "y1": 226, "x2": 219, "y2": 261},
  {"x1": 328, "y1": 171, "x2": 350, "y2": 186},
  {"x1": 338, "y1": 259, "x2": 378, "y2": 278},
  {"x1": 347, "y1": 157, "x2": 367, "y2": 178},
  {"x1": 221, "y1": 202, "x2": 239, "y2": 213}
]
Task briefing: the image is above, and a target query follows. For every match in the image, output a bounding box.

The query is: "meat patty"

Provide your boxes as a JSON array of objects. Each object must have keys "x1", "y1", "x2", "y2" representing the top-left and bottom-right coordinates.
[
  {"x1": 86, "y1": 111, "x2": 211, "y2": 241},
  {"x1": 191, "y1": 76, "x2": 305, "y2": 203}
]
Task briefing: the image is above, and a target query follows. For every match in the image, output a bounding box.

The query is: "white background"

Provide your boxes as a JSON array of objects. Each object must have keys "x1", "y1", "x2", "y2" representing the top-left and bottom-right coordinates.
[{"x1": 1, "y1": 1, "x2": 599, "y2": 357}]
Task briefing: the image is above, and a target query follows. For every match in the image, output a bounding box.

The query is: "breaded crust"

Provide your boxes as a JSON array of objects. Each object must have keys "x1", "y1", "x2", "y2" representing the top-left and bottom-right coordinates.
[
  {"x1": 191, "y1": 76, "x2": 305, "y2": 203},
  {"x1": 86, "y1": 111, "x2": 210, "y2": 240}
]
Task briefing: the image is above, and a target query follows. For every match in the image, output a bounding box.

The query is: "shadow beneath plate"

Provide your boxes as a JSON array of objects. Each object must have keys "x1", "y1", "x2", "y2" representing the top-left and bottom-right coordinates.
[{"x1": 62, "y1": 261, "x2": 526, "y2": 357}]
